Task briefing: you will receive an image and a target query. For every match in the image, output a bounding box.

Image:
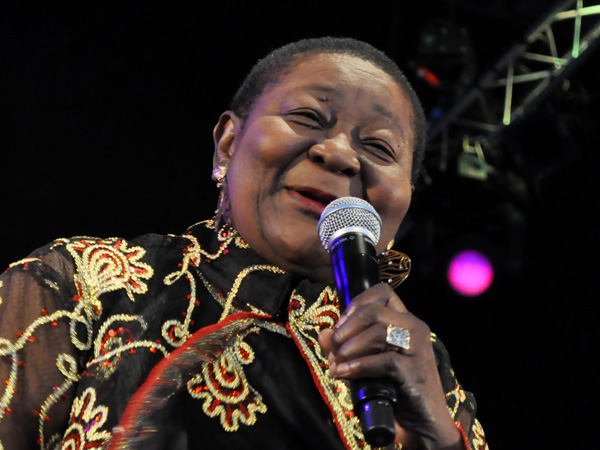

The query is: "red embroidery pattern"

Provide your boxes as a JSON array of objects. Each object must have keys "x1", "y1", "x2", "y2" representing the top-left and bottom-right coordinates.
[
  {"x1": 471, "y1": 419, "x2": 489, "y2": 450},
  {"x1": 287, "y1": 287, "x2": 374, "y2": 450},
  {"x1": 187, "y1": 327, "x2": 267, "y2": 432},
  {"x1": 59, "y1": 388, "x2": 110, "y2": 449},
  {"x1": 67, "y1": 239, "x2": 153, "y2": 311}
]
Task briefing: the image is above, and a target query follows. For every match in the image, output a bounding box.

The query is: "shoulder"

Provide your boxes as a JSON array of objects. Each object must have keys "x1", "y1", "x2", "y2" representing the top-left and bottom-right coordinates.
[{"x1": 1, "y1": 225, "x2": 211, "y2": 298}]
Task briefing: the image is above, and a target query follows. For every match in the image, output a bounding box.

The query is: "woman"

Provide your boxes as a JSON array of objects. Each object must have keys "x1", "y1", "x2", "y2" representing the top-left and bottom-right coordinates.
[{"x1": 0, "y1": 37, "x2": 487, "y2": 449}]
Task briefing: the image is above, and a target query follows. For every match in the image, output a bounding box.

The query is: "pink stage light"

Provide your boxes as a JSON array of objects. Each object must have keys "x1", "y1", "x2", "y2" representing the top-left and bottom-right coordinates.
[{"x1": 447, "y1": 250, "x2": 494, "y2": 297}]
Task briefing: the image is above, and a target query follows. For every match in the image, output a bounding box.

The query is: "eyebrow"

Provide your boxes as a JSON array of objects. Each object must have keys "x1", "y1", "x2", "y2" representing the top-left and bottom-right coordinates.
[
  {"x1": 305, "y1": 84, "x2": 337, "y2": 95},
  {"x1": 305, "y1": 84, "x2": 396, "y2": 117},
  {"x1": 372, "y1": 103, "x2": 407, "y2": 141},
  {"x1": 372, "y1": 103, "x2": 394, "y2": 120},
  {"x1": 302, "y1": 83, "x2": 407, "y2": 139}
]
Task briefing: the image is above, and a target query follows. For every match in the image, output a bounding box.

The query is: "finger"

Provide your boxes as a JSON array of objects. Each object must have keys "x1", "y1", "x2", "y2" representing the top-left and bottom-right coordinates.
[
  {"x1": 395, "y1": 423, "x2": 413, "y2": 449},
  {"x1": 329, "y1": 351, "x2": 397, "y2": 379},
  {"x1": 318, "y1": 328, "x2": 334, "y2": 356},
  {"x1": 329, "y1": 352, "x2": 436, "y2": 398},
  {"x1": 346, "y1": 283, "x2": 409, "y2": 315},
  {"x1": 332, "y1": 323, "x2": 388, "y2": 363},
  {"x1": 331, "y1": 340, "x2": 440, "y2": 394},
  {"x1": 332, "y1": 302, "x2": 386, "y2": 350},
  {"x1": 333, "y1": 304, "x2": 414, "y2": 352}
]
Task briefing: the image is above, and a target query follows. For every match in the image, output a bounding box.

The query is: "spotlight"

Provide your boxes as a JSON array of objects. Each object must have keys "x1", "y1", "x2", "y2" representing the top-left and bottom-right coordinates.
[{"x1": 447, "y1": 249, "x2": 494, "y2": 297}]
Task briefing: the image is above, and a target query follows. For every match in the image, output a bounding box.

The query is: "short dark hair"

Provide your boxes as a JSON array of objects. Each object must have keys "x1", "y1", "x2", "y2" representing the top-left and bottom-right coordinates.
[{"x1": 229, "y1": 37, "x2": 426, "y2": 182}]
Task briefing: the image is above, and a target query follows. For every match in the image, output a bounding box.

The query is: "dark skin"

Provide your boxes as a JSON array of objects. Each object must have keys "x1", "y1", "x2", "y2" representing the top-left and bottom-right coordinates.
[
  {"x1": 319, "y1": 284, "x2": 463, "y2": 449},
  {"x1": 213, "y1": 53, "x2": 464, "y2": 449}
]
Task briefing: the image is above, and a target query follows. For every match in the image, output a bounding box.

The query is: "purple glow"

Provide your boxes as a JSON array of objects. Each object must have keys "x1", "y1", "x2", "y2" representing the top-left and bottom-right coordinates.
[{"x1": 447, "y1": 250, "x2": 494, "y2": 296}]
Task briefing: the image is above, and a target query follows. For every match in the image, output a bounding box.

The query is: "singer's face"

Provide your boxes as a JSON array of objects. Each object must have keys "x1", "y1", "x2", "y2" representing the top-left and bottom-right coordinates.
[{"x1": 215, "y1": 54, "x2": 415, "y2": 282}]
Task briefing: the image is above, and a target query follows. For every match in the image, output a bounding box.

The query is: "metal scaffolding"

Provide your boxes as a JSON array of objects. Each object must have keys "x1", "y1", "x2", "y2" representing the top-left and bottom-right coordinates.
[{"x1": 425, "y1": 0, "x2": 600, "y2": 179}]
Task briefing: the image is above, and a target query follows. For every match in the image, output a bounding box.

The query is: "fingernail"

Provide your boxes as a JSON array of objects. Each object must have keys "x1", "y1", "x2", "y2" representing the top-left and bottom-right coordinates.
[
  {"x1": 329, "y1": 361, "x2": 337, "y2": 376},
  {"x1": 336, "y1": 362, "x2": 350, "y2": 377},
  {"x1": 328, "y1": 352, "x2": 335, "y2": 365},
  {"x1": 336, "y1": 306, "x2": 354, "y2": 329}
]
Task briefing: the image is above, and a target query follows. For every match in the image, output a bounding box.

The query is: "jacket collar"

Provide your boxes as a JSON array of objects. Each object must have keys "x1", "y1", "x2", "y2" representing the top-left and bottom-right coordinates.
[{"x1": 187, "y1": 220, "x2": 331, "y2": 318}]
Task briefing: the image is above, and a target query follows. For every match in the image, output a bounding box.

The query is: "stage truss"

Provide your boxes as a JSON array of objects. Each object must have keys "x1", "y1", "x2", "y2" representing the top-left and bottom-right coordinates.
[{"x1": 425, "y1": 0, "x2": 600, "y2": 180}]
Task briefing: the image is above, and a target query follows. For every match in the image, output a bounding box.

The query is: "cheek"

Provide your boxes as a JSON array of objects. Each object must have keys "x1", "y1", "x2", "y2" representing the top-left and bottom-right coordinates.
[
  {"x1": 240, "y1": 119, "x2": 302, "y2": 169},
  {"x1": 370, "y1": 177, "x2": 412, "y2": 248},
  {"x1": 226, "y1": 129, "x2": 282, "y2": 203},
  {"x1": 226, "y1": 120, "x2": 305, "y2": 223}
]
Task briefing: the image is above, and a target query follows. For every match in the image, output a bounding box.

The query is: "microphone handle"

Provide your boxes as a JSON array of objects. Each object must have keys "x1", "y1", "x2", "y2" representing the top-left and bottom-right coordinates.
[{"x1": 330, "y1": 231, "x2": 397, "y2": 448}]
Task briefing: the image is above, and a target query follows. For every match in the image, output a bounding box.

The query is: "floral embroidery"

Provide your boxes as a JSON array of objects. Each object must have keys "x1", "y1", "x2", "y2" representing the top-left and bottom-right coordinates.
[
  {"x1": 286, "y1": 287, "x2": 373, "y2": 450},
  {"x1": 39, "y1": 354, "x2": 80, "y2": 449},
  {"x1": 0, "y1": 237, "x2": 158, "y2": 450},
  {"x1": 64, "y1": 239, "x2": 153, "y2": 354},
  {"x1": 160, "y1": 234, "x2": 209, "y2": 348},
  {"x1": 471, "y1": 419, "x2": 489, "y2": 450},
  {"x1": 67, "y1": 239, "x2": 153, "y2": 310},
  {"x1": 187, "y1": 326, "x2": 267, "y2": 432},
  {"x1": 0, "y1": 221, "x2": 488, "y2": 450},
  {"x1": 0, "y1": 269, "x2": 85, "y2": 424},
  {"x1": 175, "y1": 224, "x2": 290, "y2": 432},
  {"x1": 445, "y1": 377, "x2": 468, "y2": 417},
  {"x1": 59, "y1": 387, "x2": 111, "y2": 449},
  {"x1": 88, "y1": 315, "x2": 169, "y2": 379}
]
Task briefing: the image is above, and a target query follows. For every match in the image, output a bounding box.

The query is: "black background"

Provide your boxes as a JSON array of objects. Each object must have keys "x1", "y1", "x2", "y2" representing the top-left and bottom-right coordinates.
[{"x1": 2, "y1": 1, "x2": 599, "y2": 448}]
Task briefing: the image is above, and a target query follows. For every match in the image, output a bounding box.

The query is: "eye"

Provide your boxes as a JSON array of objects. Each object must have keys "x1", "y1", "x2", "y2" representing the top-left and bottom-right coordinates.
[
  {"x1": 362, "y1": 139, "x2": 396, "y2": 161},
  {"x1": 287, "y1": 109, "x2": 324, "y2": 130}
]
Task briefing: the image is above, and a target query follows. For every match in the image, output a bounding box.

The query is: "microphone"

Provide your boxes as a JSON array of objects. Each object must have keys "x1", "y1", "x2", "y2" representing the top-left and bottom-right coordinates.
[{"x1": 318, "y1": 197, "x2": 397, "y2": 448}]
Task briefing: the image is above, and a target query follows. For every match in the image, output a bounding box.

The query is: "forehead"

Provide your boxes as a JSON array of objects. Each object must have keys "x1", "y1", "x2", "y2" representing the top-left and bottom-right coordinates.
[
  {"x1": 283, "y1": 53, "x2": 395, "y2": 86},
  {"x1": 263, "y1": 53, "x2": 413, "y2": 131}
]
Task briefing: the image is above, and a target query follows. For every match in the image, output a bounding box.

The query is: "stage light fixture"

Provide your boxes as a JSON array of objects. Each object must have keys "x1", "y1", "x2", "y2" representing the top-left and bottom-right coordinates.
[{"x1": 447, "y1": 249, "x2": 494, "y2": 297}]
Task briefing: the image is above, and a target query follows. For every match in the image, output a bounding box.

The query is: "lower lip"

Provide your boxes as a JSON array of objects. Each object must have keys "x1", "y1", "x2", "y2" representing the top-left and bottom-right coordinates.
[{"x1": 287, "y1": 190, "x2": 327, "y2": 216}]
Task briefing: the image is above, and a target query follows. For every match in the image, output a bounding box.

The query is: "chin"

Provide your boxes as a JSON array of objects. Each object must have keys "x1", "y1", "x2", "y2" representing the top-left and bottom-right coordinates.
[{"x1": 276, "y1": 243, "x2": 334, "y2": 284}]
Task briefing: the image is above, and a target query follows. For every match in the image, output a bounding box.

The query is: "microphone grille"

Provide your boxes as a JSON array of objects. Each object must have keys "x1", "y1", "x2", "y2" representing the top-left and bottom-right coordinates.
[{"x1": 317, "y1": 197, "x2": 382, "y2": 251}]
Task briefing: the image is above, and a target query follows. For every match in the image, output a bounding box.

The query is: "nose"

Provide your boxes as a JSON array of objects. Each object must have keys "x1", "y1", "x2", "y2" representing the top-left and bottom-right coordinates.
[{"x1": 308, "y1": 133, "x2": 360, "y2": 176}]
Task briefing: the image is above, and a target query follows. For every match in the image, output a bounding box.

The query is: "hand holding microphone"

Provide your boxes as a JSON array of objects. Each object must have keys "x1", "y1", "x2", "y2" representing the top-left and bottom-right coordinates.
[
  {"x1": 317, "y1": 197, "x2": 398, "y2": 447},
  {"x1": 317, "y1": 197, "x2": 461, "y2": 449}
]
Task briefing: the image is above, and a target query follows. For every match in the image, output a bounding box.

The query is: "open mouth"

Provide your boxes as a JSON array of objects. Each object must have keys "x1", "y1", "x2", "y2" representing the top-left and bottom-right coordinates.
[{"x1": 287, "y1": 186, "x2": 338, "y2": 214}]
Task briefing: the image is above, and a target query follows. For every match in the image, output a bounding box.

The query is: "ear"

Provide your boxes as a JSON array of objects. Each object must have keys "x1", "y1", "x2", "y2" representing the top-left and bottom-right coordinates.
[{"x1": 212, "y1": 111, "x2": 242, "y2": 171}]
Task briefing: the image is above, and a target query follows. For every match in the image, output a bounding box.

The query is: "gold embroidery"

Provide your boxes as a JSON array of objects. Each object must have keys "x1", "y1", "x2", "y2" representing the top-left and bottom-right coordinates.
[
  {"x1": 0, "y1": 291, "x2": 87, "y2": 423},
  {"x1": 160, "y1": 226, "x2": 264, "y2": 347},
  {"x1": 183, "y1": 220, "x2": 249, "y2": 262},
  {"x1": 0, "y1": 339, "x2": 18, "y2": 423},
  {"x1": 7, "y1": 257, "x2": 39, "y2": 270},
  {"x1": 198, "y1": 271, "x2": 227, "y2": 309},
  {"x1": 1, "y1": 237, "x2": 158, "y2": 449},
  {"x1": 0, "y1": 221, "x2": 488, "y2": 449},
  {"x1": 65, "y1": 239, "x2": 154, "y2": 352},
  {"x1": 445, "y1": 378, "x2": 468, "y2": 418},
  {"x1": 180, "y1": 234, "x2": 290, "y2": 434},
  {"x1": 59, "y1": 387, "x2": 111, "y2": 449},
  {"x1": 219, "y1": 264, "x2": 286, "y2": 320},
  {"x1": 39, "y1": 354, "x2": 79, "y2": 449},
  {"x1": 187, "y1": 325, "x2": 267, "y2": 432},
  {"x1": 67, "y1": 239, "x2": 154, "y2": 309},
  {"x1": 89, "y1": 315, "x2": 169, "y2": 379},
  {"x1": 471, "y1": 418, "x2": 489, "y2": 450},
  {"x1": 287, "y1": 287, "x2": 373, "y2": 450},
  {"x1": 161, "y1": 236, "x2": 202, "y2": 347}
]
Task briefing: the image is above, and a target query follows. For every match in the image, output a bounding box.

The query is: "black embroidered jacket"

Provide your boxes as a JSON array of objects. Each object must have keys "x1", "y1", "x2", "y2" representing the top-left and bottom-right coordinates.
[{"x1": 0, "y1": 220, "x2": 488, "y2": 449}]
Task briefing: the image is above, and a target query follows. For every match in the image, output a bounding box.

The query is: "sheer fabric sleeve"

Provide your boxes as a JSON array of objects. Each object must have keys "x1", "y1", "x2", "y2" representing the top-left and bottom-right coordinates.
[{"x1": 0, "y1": 247, "x2": 81, "y2": 450}]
